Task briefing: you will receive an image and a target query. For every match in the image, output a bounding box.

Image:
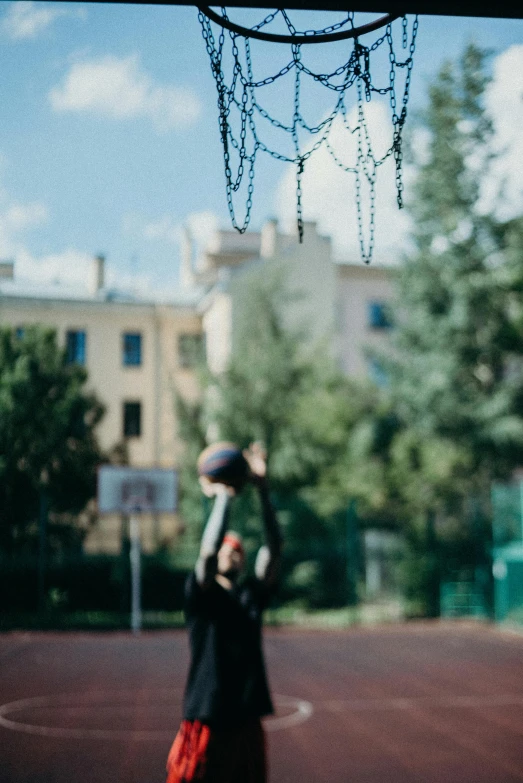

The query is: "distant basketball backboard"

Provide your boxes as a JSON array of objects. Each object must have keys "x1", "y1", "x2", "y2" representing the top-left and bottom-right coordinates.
[
  {"x1": 97, "y1": 466, "x2": 178, "y2": 633},
  {"x1": 97, "y1": 466, "x2": 178, "y2": 515}
]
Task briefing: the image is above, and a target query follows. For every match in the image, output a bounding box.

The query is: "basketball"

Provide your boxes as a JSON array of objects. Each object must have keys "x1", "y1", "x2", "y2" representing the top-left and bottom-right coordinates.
[{"x1": 197, "y1": 441, "x2": 249, "y2": 488}]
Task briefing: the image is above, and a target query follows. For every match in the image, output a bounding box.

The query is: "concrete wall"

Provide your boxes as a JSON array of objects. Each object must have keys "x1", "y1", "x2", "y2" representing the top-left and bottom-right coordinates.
[
  {"x1": 272, "y1": 221, "x2": 337, "y2": 353},
  {"x1": 202, "y1": 289, "x2": 233, "y2": 375}
]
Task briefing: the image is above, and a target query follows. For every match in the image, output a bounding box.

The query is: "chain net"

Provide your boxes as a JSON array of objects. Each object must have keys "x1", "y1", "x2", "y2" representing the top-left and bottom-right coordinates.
[{"x1": 198, "y1": 9, "x2": 419, "y2": 263}]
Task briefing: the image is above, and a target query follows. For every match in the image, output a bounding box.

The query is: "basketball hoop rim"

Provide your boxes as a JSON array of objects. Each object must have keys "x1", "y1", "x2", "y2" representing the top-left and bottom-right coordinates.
[{"x1": 197, "y1": 6, "x2": 402, "y2": 43}]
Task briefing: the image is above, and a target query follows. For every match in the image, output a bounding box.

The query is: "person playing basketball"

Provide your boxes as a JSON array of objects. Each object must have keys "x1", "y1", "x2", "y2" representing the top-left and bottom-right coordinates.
[{"x1": 166, "y1": 442, "x2": 282, "y2": 783}]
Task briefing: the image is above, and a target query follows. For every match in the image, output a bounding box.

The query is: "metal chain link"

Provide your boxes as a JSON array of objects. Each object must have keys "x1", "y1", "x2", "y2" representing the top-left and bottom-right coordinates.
[{"x1": 198, "y1": 9, "x2": 418, "y2": 262}]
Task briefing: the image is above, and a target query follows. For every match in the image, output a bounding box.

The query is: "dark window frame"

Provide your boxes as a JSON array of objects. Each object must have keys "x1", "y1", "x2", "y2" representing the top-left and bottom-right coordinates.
[
  {"x1": 65, "y1": 329, "x2": 87, "y2": 365},
  {"x1": 122, "y1": 332, "x2": 142, "y2": 367},
  {"x1": 368, "y1": 301, "x2": 393, "y2": 330},
  {"x1": 123, "y1": 401, "x2": 142, "y2": 438}
]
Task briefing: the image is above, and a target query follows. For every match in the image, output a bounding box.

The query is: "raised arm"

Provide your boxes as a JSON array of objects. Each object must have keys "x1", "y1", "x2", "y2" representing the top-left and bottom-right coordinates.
[
  {"x1": 254, "y1": 481, "x2": 282, "y2": 587},
  {"x1": 194, "y1": 480, "x2": 233, "y2": 589},
  {"x1": 245, "y1": 444, "x2": 282, "y2": 588}
]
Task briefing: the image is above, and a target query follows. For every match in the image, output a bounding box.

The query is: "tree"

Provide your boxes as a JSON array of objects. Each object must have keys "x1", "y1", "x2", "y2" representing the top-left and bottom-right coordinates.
[
  {"x1": 175, "y1": 265, "x2": 368, "y2": 607},
  {"x1": 0, "y1": 326, "x2": 105, "y2": 556},
  {"x1": 378, "y1": 44, "x2": 523, "y2": 614}
]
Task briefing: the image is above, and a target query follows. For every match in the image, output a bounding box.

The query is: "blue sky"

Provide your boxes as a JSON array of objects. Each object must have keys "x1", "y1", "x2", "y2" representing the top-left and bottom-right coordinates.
[{"x1": 1, "y1": 2, "x2": 522, "y2": 294}]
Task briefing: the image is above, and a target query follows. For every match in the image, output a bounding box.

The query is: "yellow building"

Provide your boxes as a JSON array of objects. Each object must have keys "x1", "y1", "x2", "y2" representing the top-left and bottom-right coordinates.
[{"x1": 0, "y1": 256, "x2": 202, "y2": 553}]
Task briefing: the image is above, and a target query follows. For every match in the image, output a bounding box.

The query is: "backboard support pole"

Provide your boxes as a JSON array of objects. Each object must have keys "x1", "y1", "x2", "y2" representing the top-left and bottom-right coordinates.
[{"x1": 129, "y1": 514, "x2": 142, "y2": 635}]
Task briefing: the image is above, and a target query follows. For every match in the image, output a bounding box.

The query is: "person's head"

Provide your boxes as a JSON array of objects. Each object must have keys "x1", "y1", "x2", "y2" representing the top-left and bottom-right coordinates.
[{"x1": 217, "y1": 532, "x2": 245, "y2": 581}]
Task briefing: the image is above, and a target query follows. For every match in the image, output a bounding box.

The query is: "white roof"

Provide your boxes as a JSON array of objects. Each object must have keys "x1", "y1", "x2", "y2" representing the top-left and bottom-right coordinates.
[{"x1": 0, "y1": 278, "x2": 202, "y2": 308}]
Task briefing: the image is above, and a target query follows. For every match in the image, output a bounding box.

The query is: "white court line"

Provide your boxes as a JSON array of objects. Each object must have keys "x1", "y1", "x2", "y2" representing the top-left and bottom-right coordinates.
[
  {"x1": 264, "y1": 696, "x2": 313, "y2": 731},
  {"x1": 320, "y1": 694, "x2": 523, "y2": 712},
  {"x1": 0, "y1": 691, "x2": 313, "y2": 740}
]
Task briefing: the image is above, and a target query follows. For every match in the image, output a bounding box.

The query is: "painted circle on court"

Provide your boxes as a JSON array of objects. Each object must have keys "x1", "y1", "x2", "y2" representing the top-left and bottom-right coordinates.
[{"x1": 0, "y1": 690, "x2": 313, "y2": 740}]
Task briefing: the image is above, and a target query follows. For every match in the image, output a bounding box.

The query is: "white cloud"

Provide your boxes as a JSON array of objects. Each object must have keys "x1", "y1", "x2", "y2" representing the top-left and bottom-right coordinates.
[
  {"x1": 483, "y1": 44, "x2": 523, "y2": 220},
  {"x1": 185, "y1": 211, "x2": 221, "y2": 274},
  {"x1": 4, "y1": 202, "x2": 48, "y2": 231},
  {"x1": 2, "y1": 1, "x2": 82, "y2": 40},
  {"x1": 49, "y1": 54, "x2": 202, "y2": 132},
  {"x1": 2, "y1": 230, "x2": 160, "y2": 295},
  {"x1": 0, "y1": 193, "x2": 89, "y2": 288},
  {"x1": 0, "y1": 169, "x2": 163, "y2": 295},
  {"x1": 0, "y1": 191, "x2": 90, "y2": 289},
  {"x1": 275, "y1": 102, "x2": 412, "y2": 262},
  {"x1": 14, "y1": 247, "x2": 94, "y2": 287},
  {"x1": 132, "y1": 208, "x2": 219, "y2": 258},
  {"x1": 186, "y1": 211, "x2": 219, "y2": 252},
  {"x1": 135, "y1": 209, "x2": 220, "y2": 285},
  {"x1": 143, "y1": 215, "x2": 181, "y2": 245},
  {"x1": 0, "y1": 198, "x2": 85, "y2": 290},
  {"x1": 0, "y1": 199, "x2": 48, "y2": 256},
  {"x1": 8, "y1": 246, "x2": 159, "y2": 296}
]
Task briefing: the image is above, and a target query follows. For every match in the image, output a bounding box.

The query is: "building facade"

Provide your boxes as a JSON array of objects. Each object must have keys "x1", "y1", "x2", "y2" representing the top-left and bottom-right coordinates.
[
  {"x1": 184, "y1": 219, "x2": 394, "y2": 379},
  {"x1": 0, "y1": 222, "x2": 395, "y2": 554},
  {"x1": 0, "y1": 257, "x2": 202, "y2": 553}
]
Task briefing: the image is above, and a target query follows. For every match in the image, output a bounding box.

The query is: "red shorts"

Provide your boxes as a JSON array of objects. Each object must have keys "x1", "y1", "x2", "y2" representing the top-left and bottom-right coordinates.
[{"x1": 166, "y1": 718, "x2": 267, "y2": 783}]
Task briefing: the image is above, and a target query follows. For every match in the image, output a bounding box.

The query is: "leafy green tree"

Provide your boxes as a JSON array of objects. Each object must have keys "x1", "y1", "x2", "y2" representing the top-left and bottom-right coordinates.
[
  {"x1": 175, "y1": 265, "x2": 368, "y2": 607},
  {"x1": 378, "y1": 44, "x2": 523, "y2": 613},
  {"x1": 174, "y1": 390, "x2": 208, "y2": 552},
  {"x1": 0, "y1": 326, "x2": 105, "y2": 555},
  {"x1": 207, "y1": 267, "x2": 353, "y2": 494}
]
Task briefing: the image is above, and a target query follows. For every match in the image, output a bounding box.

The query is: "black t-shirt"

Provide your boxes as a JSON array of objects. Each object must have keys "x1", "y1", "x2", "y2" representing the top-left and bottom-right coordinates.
[{"x1": 182, "y1": 571, "x2": 274, "y2": 727}]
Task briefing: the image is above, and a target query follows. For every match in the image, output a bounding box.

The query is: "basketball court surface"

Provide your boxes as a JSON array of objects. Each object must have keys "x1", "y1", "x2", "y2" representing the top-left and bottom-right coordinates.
[{"x1": 1, "y1": 622, "x2": 523, "y2": 782}]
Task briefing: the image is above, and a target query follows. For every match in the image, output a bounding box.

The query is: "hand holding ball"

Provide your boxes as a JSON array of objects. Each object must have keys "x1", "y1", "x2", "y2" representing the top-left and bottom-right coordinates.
[{"x1": 197, "y1": 442, "x2": 249, "y2": 491}]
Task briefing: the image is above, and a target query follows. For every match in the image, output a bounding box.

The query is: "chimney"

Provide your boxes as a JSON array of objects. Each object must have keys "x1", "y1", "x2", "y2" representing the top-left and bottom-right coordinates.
[
  {"x1": 90, "y1": 254, "x2": 105, "y2": 295},
  {"x1": 260, "y1": 218, "x2": 278, "y2": 259},
  {"x1": 0, "y1": 260, "x2": 14, "y2": 280}
]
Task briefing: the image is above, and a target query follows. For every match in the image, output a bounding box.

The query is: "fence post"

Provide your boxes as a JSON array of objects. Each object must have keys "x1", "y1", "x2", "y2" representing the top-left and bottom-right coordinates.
[
  {"x1": 38, "y1": 491, "x2": 49, "y2": 612},
  {"x1": 346, "y1": 501, "x2": 359, "y2": 606}
]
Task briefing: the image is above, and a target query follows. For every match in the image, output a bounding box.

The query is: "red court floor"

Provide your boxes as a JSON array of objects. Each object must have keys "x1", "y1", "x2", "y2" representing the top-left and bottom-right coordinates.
[{"x1": 1, "y1": 622, "x2": 522, "y2": 782}]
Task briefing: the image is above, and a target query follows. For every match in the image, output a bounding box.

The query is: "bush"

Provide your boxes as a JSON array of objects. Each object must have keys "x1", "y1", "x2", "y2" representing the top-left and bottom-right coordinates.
[{"x1": 0, "y1": 555, "x2": 190, "y2": 614}]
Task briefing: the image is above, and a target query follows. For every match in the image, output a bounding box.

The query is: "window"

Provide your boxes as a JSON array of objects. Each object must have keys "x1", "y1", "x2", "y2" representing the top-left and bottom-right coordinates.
[
  {"x1": 178, "y1": 333, "x2": 205, "y2": 368},
  {"x1": 123, "y1": 401, "x2": 142, "y2": 438},
  {"x1": 368, "y1": 301, "x2": 392, "y2": 330},
  {"x1": 65, "y1": 330, "x2": 86, "y2": 365},
  {"x1": 123, "y1": 333, "x2": 142, "y2": 366},
  {"x1": 367, "y1": 357, "x2": 388, "y2": 388}
]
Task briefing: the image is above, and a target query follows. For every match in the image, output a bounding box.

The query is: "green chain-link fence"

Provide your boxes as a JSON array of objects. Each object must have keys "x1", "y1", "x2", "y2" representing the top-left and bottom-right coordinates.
[{"x1": 491, "y1": 481, "x2": 523, "y2": 624}]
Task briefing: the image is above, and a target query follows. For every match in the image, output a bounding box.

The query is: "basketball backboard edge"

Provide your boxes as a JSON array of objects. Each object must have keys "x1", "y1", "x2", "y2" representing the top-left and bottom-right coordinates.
[{"x1": 37, "y1": 0, "x2": 522, "y2": 21}]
